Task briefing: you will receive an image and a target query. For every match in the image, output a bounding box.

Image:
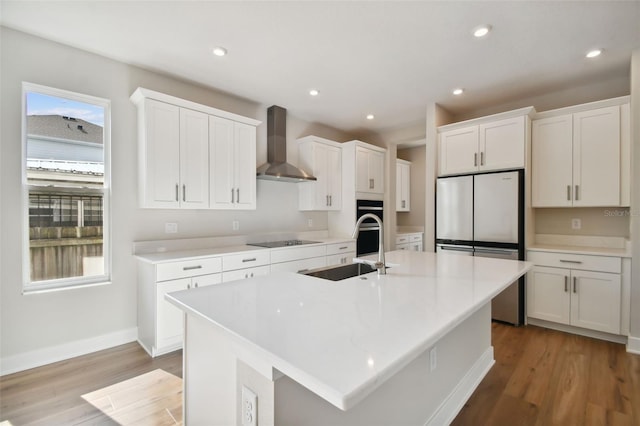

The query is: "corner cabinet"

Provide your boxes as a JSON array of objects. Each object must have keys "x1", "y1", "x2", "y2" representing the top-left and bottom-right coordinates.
[
  {"x1": 438, "y1": 108, "x2": 534, "y2": 176},
  {"x1": 130, "y1": 87, "x2": 261, "y2": 209},
  {"x1": 396, "y1": 159, "x2": 411, "y2": 212},
  {"x1": 297, "y1": 136, "x2": 342, "y2": 211},
  {"x1": 532, "y1": 98, "x2": 630, "y2": 207}
]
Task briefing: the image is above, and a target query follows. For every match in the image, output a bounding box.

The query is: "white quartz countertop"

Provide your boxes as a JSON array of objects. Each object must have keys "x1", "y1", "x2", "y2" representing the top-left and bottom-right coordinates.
[
  {"x1": 166, "y1": 250, "x2": 532, "y2": 410},
  {"x1": 527, "y1": 244, "x2": 631, "y2": 258},
  {"x1": 135, "y1": 237, "x2": 355, "y2": 264}
]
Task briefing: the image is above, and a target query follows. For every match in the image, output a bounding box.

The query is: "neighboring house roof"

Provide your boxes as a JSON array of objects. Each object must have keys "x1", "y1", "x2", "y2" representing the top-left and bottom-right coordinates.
[{"x1": 27, "y1": 115, "x2": 103, "y2": 144}]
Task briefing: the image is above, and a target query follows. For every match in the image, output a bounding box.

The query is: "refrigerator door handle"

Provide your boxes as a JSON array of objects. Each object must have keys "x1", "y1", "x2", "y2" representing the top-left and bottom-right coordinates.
[
  {"x1": 474, "y1": 247, "x2": 518, "y2": 256},
  {"x1": 439, "y1": 245, "x2": 474, "y2": 253}
]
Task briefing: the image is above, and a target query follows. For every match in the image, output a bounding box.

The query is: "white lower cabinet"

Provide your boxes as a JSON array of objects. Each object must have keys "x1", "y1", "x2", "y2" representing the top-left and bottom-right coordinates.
[
  {"x1": 156, "y1": 273, "x2": 221, "y2": 351},
  {"x1": 527, "y1": 251, "x2": 621, "y2": 335},
  {"x1": 396, "y1": 233, "x2": 423, "y2": 251},
  {"x1": 326, "y1": 241, "x2": 356, "y2": 266},
  {"x1": 221, "y1": 250, "x2": 270, "y2": 282}
]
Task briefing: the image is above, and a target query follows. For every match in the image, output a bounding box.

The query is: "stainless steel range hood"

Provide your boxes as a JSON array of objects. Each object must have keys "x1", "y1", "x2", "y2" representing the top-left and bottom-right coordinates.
[{"x1": 256, "y1": 105, "x2": 317, "y2": 182}]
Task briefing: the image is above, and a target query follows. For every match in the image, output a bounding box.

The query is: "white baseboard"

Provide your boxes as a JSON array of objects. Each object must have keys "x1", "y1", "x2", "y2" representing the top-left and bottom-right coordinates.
[
  {"x1": 426, "y1": 346, "x2": 495, "y2": 426},
  {"x1": 627, "y1": 335, "x2": 640, "y2": 354},
  {"x1": 0, "y1": 327, "x2": 138, "y2": 376}
]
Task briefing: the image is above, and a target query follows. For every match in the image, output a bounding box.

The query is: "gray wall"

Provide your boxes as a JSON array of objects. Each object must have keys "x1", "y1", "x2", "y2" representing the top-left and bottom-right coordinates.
[{"x1": 0, "y1": 27, "x2": 358, "y2": 361}]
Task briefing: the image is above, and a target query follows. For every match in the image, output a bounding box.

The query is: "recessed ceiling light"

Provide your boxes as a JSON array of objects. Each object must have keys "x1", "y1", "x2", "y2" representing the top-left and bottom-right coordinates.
[
  {"x1": 212, "y1": 47, "x2": 227, "y2": 57},
  {"x1": 586, "y1": 49, "x2": 602, "y2": 58},
  {"x1": 453, "y1": 88, "x2": 464, "y2": 96},
  {"x1": 473, "y1": 25, "x2": 492, "y2": 38},
  {"x1": 309, "y1": 89, "x2": 319, "y2": 96},
  {"x1": 366, "y1": 114, "x2": 375, "y2": 120}
]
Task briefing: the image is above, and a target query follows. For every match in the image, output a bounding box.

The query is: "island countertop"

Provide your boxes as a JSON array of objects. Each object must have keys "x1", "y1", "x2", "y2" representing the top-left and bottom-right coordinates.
[{"x1": 166, "y1": 250, "x2": 532, "y2": 410}]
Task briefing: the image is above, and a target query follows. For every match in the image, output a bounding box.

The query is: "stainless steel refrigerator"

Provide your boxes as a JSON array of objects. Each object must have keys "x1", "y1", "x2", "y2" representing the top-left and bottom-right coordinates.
[{"x1": 436, "y1": 169, "x2": 525, "y2": 325}]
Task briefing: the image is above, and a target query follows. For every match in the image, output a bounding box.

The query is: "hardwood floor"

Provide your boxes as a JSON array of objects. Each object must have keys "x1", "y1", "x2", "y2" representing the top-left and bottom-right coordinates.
[
  {"x1": 453, "y1": 323, "x2": 640, "y2": 426},
  {"x1": 1, "y1": 324, "x2": 639, "y2": 425},
  {"x1": 0, "y1": 344, "x2": 182, "y2": 425}
]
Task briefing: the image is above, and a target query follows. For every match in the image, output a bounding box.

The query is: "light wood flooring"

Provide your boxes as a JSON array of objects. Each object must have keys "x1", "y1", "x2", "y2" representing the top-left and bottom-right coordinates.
[{"x1": 1, "y1": 323, "x2": 639, "y2": 425}]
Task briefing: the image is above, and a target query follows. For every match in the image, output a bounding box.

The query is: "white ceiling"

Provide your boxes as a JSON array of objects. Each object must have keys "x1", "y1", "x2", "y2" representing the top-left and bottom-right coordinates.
[{"x1": 2, "y1": 1, "x2": 639, "y2": 134}]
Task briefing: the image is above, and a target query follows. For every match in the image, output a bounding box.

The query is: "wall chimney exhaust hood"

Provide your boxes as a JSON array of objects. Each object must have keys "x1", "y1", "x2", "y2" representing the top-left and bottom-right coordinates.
[{"x1": 256, "y1": 105, "x2": 317, "y2": 182}]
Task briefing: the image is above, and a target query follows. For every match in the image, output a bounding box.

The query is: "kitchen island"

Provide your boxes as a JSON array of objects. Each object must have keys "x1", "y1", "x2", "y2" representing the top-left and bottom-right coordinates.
[{"x1": 166, "y1": 250, "x2": 532, "y2": 425}]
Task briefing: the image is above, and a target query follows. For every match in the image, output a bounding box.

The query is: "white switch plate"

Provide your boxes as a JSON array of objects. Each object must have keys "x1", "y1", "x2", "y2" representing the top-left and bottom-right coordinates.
[
  {"x1": 571, "y1": 218, "x2": 581, "y2": 230},
  {"x1": 165, "y1": 223, "x2": 178, "y2": 233},
  {"x1": 241, "y1": 386, "x2": 257, "y2": 426},
  {"x1": 233, "y1": 221, "x2": 240, "y2": 231},
  {"x1": 308, "y1": 218, "x2": 313, "y2": 227}
]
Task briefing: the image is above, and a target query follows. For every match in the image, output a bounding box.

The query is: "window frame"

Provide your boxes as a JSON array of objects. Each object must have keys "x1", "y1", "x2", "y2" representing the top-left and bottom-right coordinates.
[{"x1": 22, "y1": 82, "x2": 112, "y2": 293}]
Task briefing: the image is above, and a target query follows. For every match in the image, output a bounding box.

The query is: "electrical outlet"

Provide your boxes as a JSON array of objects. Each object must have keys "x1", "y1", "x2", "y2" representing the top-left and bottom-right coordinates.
[
  {"x1": 308, "y1": 218, "x2": 313, "y2": 228},
  {"x1": 571, "y1": 218, "x2": 581, "y2": 230},
  {"x1": 232, "y1": 220, "x2": 240, "y2": 231},
  {"x1": 429, "y1": 347, "x2": 437, "y2": 372},
  {"x1": 165, "y1": 223, "x2": 178, "y2": 233},
  {"x1": 241, "y1": 386, "x2": 257, "y2": 426}
]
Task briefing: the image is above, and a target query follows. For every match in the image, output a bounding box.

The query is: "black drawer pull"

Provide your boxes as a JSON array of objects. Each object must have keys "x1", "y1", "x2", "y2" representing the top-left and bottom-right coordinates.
[
  {"x1": 559, "y1": 260, "x2": 582, "y2": 264},
  {"x1": 242, "y1": 258, "x2": 257, "y2": 263}
]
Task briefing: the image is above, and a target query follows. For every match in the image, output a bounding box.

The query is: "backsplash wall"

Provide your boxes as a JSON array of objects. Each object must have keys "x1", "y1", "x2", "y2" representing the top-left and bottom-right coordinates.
[{"x1": 534, "y1": 207, "x2": 630, "y2": 238}]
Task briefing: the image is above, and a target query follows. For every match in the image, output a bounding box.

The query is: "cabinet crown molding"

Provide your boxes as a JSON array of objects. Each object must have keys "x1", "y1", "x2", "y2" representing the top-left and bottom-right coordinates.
[
  {"x1": 130, "y1": 87, "x2": 262, "y2": 127},
  {"x1": 533, "y1": 95, "x2": 630, "y2": 120},
  {"x1": 438, "y1": 106, "x2": 536, "y2": 133}
]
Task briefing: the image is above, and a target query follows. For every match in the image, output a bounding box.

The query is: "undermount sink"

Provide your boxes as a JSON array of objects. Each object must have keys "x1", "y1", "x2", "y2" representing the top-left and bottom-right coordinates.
[{"x1": 302, "y1": 263, "x2": 380, "y2": 281}]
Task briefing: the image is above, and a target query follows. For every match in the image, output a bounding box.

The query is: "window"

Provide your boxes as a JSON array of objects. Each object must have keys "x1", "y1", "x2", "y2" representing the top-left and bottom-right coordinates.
[{"x1": 22, "y1": 83, "x2": 111, "y2": 292}]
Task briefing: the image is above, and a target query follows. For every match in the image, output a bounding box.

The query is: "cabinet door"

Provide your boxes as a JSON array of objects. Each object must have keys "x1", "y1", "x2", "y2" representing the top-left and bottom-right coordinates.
[
  {"x1": 527, "y1": 266, "x2": 570, "y2": 324},
  {"x1": 222, "y1": 265, "x2": 270, "y2": 283},
  {"x1": 326, "y1": 252, "x2": 356, "y2": 267},
  {"x1": 191, "y1": 273, "x2": 222, "y2": 289},
  {"x1": 573, "y1": 106, "x2": 620, "y2": 207},
  {"x1": 438, "y1": 126, "x2": 479, "y2": 176},
  {"x1": 368, "y1": 150, "x2": 385, "y2": 194},
  {"x1": 355, "y1": 147, "x2": 371, "y2": 192},
  {"x1": 233, "y1": 122, "x2": 257, "y2": 209},
  {"x1": 479, "y1": 116, "x2": 525, "y2": 171},
  {"x1": 312, "y1": 143, "x2": 330, "y2": 208},
  {"x1": 209, "y1": 116, "x2": 235, "y2": 209},
  {"x1": 396, "y1": 243, "x2": 410, "y2": 251},
  {"x1": 179, "y1": 108, "x2": 209, "y2": 208},
  {"x1": 570, "y1": 270, "x2": 621, "y2": 334},
  {"x1": 143, "y1": 99, "x2": 180, "y2": 208},
  {"x1": 156, "y1": 278, "x2": 190, "y2": 350},
  {"x1": 326, "y1": 145, "x2": 342, "y2": 210},
  {"x1": 531, "y1": 115, "x2": 573, "y2": 207},
  {"x1": 396, "y1": 162, "x2": 410, "y2": 211},
  {"x1": 410, "y1": 241, "x2": 422, "y2": 252}
]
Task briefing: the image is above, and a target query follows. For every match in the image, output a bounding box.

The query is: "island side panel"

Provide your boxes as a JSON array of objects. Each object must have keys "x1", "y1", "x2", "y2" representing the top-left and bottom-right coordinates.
[
  {"x1": 184, "y1": 313, "x2": 237, "y2": 425},
  {"x1": 274, "y1": 303, "x2": 493, "y2": 425}
]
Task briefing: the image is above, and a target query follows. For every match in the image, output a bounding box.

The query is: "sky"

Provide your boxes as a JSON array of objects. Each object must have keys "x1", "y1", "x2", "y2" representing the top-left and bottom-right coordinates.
[{"x1": 27, "y1": 92, "x2": 104, "y2": 127}]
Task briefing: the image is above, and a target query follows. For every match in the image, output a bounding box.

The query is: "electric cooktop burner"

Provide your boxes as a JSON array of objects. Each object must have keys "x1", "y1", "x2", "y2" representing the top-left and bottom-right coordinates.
[{"x1": 248, "y1": 240, "x2": 320, "y2": 248}]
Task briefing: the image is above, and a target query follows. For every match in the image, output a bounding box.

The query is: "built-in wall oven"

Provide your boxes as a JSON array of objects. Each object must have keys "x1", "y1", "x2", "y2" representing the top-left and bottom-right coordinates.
[{"x1": 356, "y1": 200, "x2": 384, "y2": 256}]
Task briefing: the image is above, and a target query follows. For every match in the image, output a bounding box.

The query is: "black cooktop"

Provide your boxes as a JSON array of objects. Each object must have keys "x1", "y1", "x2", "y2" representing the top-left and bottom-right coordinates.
[{"x1": 248, "y1": 240, "x2": 320, "y2": 248}]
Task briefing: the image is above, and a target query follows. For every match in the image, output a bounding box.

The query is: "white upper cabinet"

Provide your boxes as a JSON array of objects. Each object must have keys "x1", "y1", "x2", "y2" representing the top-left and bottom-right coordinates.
[
  {"x1": 210, "y1": 118, "x2": 257, "y2": 210},
  {"x1": 179, "y1": 108, "x2": 210, "y2": 208},
  {"x1": 438, "y1": 108, "x2": 531, "y2": 176},
  {"x1": 131, "y1": 87, "x2": 260, "y2": 210},
  {"x1": 396, "y1": 159, "x2": 411, "y2": 212},
  {"x1": 297, "y1": 136, "x2": 342, "y2": 211},
  {"x1": 532, "y1": 100, "x2": 628, "y2": 207},
  {"x1": 138, "y1": 99, "x2": 182, "y2": 208},
  {"x1": 356, "y1": 146, "x2": 385, "y2": 194}
]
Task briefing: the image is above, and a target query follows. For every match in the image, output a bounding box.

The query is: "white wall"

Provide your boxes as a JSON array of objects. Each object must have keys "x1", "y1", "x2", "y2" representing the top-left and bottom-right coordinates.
[{"x1": 0, "y1": 27, "x2": 358, "y2": 368}]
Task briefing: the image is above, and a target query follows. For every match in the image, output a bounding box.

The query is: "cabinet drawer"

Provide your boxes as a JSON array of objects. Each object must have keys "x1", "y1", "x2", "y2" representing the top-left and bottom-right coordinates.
[
  {"x1": 270, "y1": 245, "x2": 326, "y2": 263},
  {"x1": 326, "y1": 241, "x2": 356, "y2": 255},
  {"x1": 222, "y1": 265, "x2": 271, "y2": 283},
  {"x1": 270, "y1": 256, "x2": 327, "y2": 273},
  {"x1": 527, "y1": 251, "x2": 621, "y2": 273},
  {"x1": 410, "y1": 234, "x2": 423, "y2": 242},
  {"x1": 222, "y1": 250, "x2": 270, "y2": 271},
  {"x1": 396, "y1": 235, "x2": 409, "y2": 244},
  {"x1": 156, "y1": 257, "x2": 222, "y2": 282}
]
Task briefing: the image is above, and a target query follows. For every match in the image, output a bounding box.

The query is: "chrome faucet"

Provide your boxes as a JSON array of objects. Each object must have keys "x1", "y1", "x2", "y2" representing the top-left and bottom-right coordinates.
[{"x1": 352, "y1": 213, "x2": 386, "y2": 275}]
